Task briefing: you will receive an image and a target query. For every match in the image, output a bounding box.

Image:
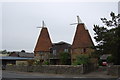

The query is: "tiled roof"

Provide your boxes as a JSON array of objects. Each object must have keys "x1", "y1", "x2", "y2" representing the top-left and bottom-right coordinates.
[
  {"x1": 72, "y1": 23, "x2": 94, "y2": 49},
  {"x1": 9, "y1": 52, "x2": 34, "y2": 58},
  {"x1": 18, "y1": 52, "x2": 34, "y2": 58},
  {"x1": 34, "y1": 27, "x2": 52, "y2": 52},
  {"x1": 53, "y1": 41, "x2": 71, "y2": 45},
  {"x1": 100, "y1": 54, "x2": 111, "y2": 60},
  {"x1": 0, "y1": 56, "x2": 33, "y2": 60}
]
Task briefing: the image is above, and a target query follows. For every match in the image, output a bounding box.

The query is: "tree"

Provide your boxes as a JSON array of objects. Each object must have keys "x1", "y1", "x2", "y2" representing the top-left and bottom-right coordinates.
[
  {"x1": 1, "y1": 50, "x2": 7, "y2": 54},
  {"x1": 59, "y1": 52, "x2": 70, "y2": 65},
  {"x1": 93, "y1": 12, "x2": 120, "y2": 65},
  {"x1": 21, "y1": 50, "x2": 25, "y2": 53}
]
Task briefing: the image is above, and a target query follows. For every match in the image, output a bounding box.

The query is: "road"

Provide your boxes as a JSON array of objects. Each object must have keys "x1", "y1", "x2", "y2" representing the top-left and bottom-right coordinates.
[
  {"x1": 1, "y1": 70, "x2": 119, "y2": 80},
  {"x1": 2, "y1": 70, "x2": 65, "y2": 78}
]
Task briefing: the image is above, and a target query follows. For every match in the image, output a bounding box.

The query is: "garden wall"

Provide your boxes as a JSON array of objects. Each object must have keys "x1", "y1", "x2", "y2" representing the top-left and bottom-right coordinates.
[
  {"x1": 5, "y1": 64, "x2": 96, "y2": 75},
  {"x1": 107, "y1": 65, "x2": 120, "y2": 77}
]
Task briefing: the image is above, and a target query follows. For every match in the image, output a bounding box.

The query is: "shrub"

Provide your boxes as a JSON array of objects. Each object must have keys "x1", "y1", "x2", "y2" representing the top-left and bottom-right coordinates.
[
  {"x1": 73, "y1": 54, "x2": 90, "y2": 65},
  {"x1": 107, "y1": 56, "x2": 113, "y2": 63},
  {"x1": 34, "y1": 59, "x2": 41, "y2": 65},
  {"x1": 98, "y1": 59, "x2": 103, "y2": 66},
  {"x1": 43, "y1": 61, "x2": 49, "y2": 65},
  {"x1": 59, "y1": 52, "x2": 70, "y2": 65}
]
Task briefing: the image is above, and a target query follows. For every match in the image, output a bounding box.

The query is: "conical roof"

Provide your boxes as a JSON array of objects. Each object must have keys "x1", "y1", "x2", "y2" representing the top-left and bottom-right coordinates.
[
  {"x1": 72, "y1": 23, "x2": 94, "y2": 49},
  {"x1": 34, "y1": 27, "x2": 52, "y2": 52}
]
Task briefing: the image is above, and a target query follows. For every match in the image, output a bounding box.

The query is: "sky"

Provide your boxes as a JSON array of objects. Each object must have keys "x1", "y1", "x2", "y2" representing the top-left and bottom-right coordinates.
[{"x1": 0, "y1": 1, "x2": 119, "y2": 52}]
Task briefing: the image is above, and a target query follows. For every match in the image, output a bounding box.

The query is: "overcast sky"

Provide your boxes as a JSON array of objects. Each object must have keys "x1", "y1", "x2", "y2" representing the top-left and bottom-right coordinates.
[{"x1": 0, "y1": 1, "x2": 118, "y2": 52}]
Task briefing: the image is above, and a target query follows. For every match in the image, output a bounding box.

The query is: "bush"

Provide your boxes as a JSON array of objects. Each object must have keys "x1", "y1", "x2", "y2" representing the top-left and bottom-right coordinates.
[
  {"x1": 73, "y1": 54, "x2": 90, "y2": 65},
  {"x1": 34, "y1": 59, "x2": 41, "y2": 65},
  {"x1": 59, "y1": 52, "x2": 70, "y2": 65},
  {"x1": 90, "y1": 52, "x2": 99, "y2": 59},
  {"x1": 107, "y1": 56, "x2": 113, "y2": 63},
  {"x1": 43, "y1": 61, "x2": 49, "y2": 65},
  {"x1": 98, "y1": 59, "x2": 103, "y2": 66}
]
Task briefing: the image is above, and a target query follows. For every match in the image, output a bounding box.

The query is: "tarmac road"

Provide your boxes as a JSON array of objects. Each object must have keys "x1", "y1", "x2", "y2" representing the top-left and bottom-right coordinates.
[
  {"x1": 1, "y1": 78, "x2": 119, "y2": 80},
  {"x1": 2, "y1": 70, "x2": 65, "y2": 78},
  {"x1": 1, "y1": 70, "x2": 120, "y2": 80}
]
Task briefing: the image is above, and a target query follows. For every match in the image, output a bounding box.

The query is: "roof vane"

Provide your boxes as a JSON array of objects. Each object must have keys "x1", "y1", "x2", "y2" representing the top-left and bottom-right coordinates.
[
  {"x1": 37, "y1": 20, "x2": 46, "y2": 28},
  {"x1": 70, "y1": 15, "x2": 82, "y2": 25}
]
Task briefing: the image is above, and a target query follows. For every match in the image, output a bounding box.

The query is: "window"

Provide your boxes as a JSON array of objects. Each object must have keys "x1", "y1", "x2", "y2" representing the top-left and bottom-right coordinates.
[
  {"x1": 83, "y1": 48, "x2": 86, "y2": 53},
  {"x1": 53, "y1": 50, "x2": 56, "y2": 55},
  {"x1": 81, "y1": 49, "x2": 83, "y2": 53},
  {"x1": 64, "y1": 49, "x2": 68, "y2": 52},
  {"x1": 81, "y1": 48, "x2": 86, "y2": 53}
]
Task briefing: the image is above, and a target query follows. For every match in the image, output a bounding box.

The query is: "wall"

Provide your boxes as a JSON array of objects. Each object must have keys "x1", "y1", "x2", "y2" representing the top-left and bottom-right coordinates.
[
  {"x1": 34, "y1": 52, "x2": 50, "y2": 61},
  {"x1": 72, "y1": 48, "x2": 94, "y2": 55},
  {"x1": 71, "y1": 48, "x2": 94, "y2": 63},
  {"x1": 16, "y1": 61, "x2": 28, "y2": 66},
  {"x1": 49, "y1": 42, "x2": 71, "y2": 65},
  {"x1": 52, "y1": 43, "x2": 71, "y2": 54},
  {"x1": 5, "y1": 64, "x2": 96, "y2": 75},
  {"x1": 9, "y1": 52, "x2": 18, "y2": 57},
  {"x1": 107, "y1": 65, "x2": 120, "y2": 77}
]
